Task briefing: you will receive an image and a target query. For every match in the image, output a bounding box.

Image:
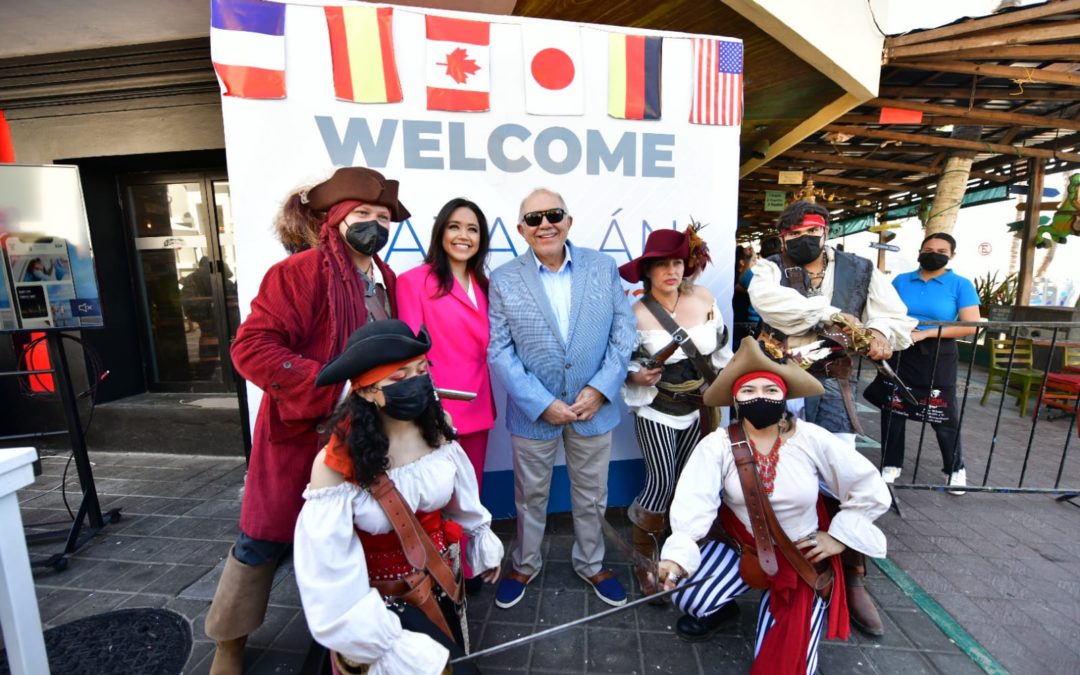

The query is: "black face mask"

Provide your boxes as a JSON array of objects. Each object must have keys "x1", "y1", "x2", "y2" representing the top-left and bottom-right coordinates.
[
  {"x1": 378, "y1": 374, "x2": 435, "y2": 421},
  {"x1": 784, "y1": 234, "x2": 823, "y2": 265},
  {"x1": 736, "y1": 397, "x2": 786, "y2": 430},
  {"x1": 917, "y1": 252, "x2": 949, "y2": 272},
  {"x1": 345, "y1": 220, "x2": 389, "y2": 256}
]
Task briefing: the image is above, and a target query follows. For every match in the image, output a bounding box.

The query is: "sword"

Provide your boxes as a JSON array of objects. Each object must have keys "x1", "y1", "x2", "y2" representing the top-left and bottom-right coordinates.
[
  {"x1": 598, "y1": 510, "x2": 659, "y2": 586},
  {"x1": 450, "y1": 569, "x2": 722, "y2": 664},
  {"x1": 871, "y1": 358, "x2": 921, "y2": 407},
  {"x1": 817, "y1": 319, "x2": 921, "y2": 407}
]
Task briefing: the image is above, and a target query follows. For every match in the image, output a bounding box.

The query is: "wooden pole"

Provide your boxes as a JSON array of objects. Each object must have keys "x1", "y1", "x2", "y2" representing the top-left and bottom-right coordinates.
[
  {"x1": 885, "y1": 0, "x2": 1080, "y2": 47},
  {"x1": 1016, "y1": 158, "x2": 1045, "y2": 307},
  {"x1": 821, "y1": 125, "x2": 1080, "y2": 163},
  {"x1": 889, "y1": 61, "x2": 1080, "y2": 88},
  {"x1": 867, "y1": 98, "x2": 1080, "y2": 132}
]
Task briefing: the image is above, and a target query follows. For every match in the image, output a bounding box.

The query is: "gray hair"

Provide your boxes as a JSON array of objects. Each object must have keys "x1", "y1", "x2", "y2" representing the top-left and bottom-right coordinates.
[{"x1": 518, "y1": 188, "x2": 569, "y2": 223}]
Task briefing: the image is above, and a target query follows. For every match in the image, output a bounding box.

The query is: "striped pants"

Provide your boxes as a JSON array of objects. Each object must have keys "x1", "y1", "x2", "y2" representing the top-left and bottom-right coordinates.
[
  {"x1": 633, "y1": 415, "x2": 701, "y2": 512},
  {"x1": 673, "y1": 540, "x2": 828, "y2": 675}
]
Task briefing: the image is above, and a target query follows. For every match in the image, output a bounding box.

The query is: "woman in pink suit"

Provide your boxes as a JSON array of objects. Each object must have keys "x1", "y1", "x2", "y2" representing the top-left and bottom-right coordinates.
[{"x1": 396, "y1": 198, "x2": 495, "y2": 590}]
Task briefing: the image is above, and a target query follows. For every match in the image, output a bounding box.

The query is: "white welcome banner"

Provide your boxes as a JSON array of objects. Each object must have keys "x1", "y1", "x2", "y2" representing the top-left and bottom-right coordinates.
[{"x1": 220, "y1": 1, "x2": 740, "y2": 514}]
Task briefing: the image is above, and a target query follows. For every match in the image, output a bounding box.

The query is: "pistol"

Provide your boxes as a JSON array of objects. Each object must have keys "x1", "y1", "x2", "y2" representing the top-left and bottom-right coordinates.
[{"x1": 641, "y1": 327, "x2": 689, "y2": 370}]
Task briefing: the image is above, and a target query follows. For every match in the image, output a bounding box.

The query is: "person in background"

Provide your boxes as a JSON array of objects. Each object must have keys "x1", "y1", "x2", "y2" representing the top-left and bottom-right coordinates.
[
  {"x1": 487, "y1": 187, "x2": 636, "y2": 610},
  {"x1": 659, "y1": 337, "x2": 889, "y2": 666},
  {"x1": 733, "y1": 245, "x2": 760, "y2": 346},
  {"x1": 294, "y1": 320, "x2": 502, "y2": 675},
  {"x1": 204, "y1": 167, "x2": 407, "y2": 675},
  {"x1": 396, "y1": 197, "x2": 496, "y2": 593},
  {"x1": 619, "y1": 225, "x2": 730, "y2": 601},
  {"x1": 877, "y1": 233, "x2": 980, "y2": 493}
]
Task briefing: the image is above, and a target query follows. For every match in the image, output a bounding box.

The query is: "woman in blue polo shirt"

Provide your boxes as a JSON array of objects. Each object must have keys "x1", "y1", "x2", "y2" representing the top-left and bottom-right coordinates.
[{"x1": 877, "y1": 233, "x2": 980, "y2": 493}]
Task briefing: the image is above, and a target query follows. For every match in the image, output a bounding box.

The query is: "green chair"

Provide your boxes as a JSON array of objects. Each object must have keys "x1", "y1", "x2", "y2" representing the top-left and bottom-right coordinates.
[{"x1": 980, "y1": 338, "x2": 1045, "y2": 416}]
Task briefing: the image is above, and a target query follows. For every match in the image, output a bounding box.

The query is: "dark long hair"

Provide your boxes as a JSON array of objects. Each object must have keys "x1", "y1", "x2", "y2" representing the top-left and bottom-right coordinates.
[
  {"x1": 423, "y1": 198, "x2": 490, "y2": 297},
  {"x1": 325, "y1": 390, "x2": 457, "y2": 487}
]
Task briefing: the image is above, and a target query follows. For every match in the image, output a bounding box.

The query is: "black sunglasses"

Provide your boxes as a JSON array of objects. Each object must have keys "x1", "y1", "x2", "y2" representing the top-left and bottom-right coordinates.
[{"x1": 522, "y1": 208, "x2": 567, "y2": 228}]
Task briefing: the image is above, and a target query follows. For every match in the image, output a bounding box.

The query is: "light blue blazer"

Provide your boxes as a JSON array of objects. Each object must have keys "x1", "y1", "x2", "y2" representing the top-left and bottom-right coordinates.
[{"x1": 487, "y1": 242, "x2": 635, "y2": 440}]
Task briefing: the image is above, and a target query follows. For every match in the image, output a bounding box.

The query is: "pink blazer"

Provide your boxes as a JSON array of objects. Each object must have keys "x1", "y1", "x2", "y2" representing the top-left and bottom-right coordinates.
[{"x1": 396, "y1": 264, "x2": 495, "y2": 435}]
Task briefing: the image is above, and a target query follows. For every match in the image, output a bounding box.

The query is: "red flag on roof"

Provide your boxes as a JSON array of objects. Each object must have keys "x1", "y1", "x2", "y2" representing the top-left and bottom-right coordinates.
[
  {"x1": 878, "y1": 107, "x2": 924, "y2": 124},
  {"x1": 0, "y1": 109, "x2": 15, "y2": 162}
]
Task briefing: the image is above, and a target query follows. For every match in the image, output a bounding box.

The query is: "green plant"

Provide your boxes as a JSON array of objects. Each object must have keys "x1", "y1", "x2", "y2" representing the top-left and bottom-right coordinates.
[{"x1": 974, "y1": 271, "x2": 1019, "y2": 307}]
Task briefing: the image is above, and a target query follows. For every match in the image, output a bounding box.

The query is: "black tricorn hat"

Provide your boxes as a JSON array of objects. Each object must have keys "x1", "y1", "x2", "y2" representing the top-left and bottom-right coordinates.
[
  {"x1": 304, "y1": 167, "x2": 411, "y2": 222},
  {"x1": 315, "y1": 320, "x2": 431, "y2": 387}
]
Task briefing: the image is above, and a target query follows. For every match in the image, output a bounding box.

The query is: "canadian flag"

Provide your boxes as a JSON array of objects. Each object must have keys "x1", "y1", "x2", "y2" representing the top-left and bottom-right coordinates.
[
  {"x1": 522, "y1": 23, "x2": 584, "y2": 116},
  {"x1": 426, "y1": 15, "x2": 490, "y2": 112}
]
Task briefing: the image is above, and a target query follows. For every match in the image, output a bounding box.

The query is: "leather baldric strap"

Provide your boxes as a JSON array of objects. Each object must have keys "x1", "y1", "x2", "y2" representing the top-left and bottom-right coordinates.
[
  {"x1": 367, "y1": 474, "x2": 463, "y2": 605},
  {"x1": 726, "y1": 423, "x2": 778, "y2": 576},
  {"x1": 641, "y1": 295, "x2": 719, "y2": 382},
  {"x1": 727, "y1": 423, "x2": 833, "y2": 595},
  {"x1": 778, "y1": 251, "x2": 810, "y2": 296}
]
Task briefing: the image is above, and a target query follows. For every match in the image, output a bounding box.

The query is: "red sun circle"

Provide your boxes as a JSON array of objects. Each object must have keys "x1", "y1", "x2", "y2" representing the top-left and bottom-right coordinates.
[{"x1": 531, "y1": 48, "x2": 575, "y2": 90}]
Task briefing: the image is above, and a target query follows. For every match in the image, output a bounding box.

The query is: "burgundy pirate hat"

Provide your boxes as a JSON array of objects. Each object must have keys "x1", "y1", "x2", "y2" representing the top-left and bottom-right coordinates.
[
  {"x1": 619, "y1": 229, "x2": 690, "y2": 284},
  {"x1": 303, "y1": 167, "x2": 410, "y2": 222}
]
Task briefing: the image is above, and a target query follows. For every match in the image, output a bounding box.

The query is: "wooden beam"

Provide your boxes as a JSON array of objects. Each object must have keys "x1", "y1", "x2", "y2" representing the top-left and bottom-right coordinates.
[
  {"x1": 887, "y1": 21, "x2": 1080, "y2": 60},
  {"x1": 821, "y1": 124, "x2": 1080, "y2": 163},
  {"x1": 886, "y1": 0, "x2": 1080, "y2": 47},
  {"x1": 879, "y1": 86, "x2": 1080, "y2": 101},
  {"x1": 753, "y1": 167, "x2": 926, "y2": 193},
  {"x1": 889, "y1": 61, "x2": 1080, "y2": 88},
  {"x1": 780, "y1": 150, "x2": 936, "y2": 174},
  {"x1": 1017, "y1": 158, "x2": 1045, "y2": 306},
  {"x1": 899, "y1": 44, "x2": 1080, "y2": 62},
  {"x1": 868, "y1": 98, "x2": 1080, "y2": 131},
  {"x1": 739, "y1": 93, "x2": 867, "y2": 178}
]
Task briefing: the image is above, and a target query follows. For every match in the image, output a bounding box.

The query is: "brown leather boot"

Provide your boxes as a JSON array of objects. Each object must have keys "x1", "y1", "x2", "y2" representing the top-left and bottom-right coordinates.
[
  {"x1": 628, "y1": 502, "x2": 666, "y2": 603},
  {"x1": 205, "y1": 548, "x2": 278, "y2": 674},
  {"x1": 843, "y1": 550, "x2": 884, "y2": 637}
]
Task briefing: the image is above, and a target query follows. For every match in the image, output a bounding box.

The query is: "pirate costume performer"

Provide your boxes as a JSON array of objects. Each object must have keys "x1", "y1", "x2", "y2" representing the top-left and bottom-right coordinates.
[
  {"x1": 205, "y1": 167, "x2": 407, "y2": 674},
  {"x1": 619, "y1": 226, "x2": 731, "y2": 599},
  {"x1": 748, "y1": 201, "x2": 914, "y2": 636},
  {"x1": 293, "y1": 321, "x2": 503, "y2": 675},
  {"x1": 659, "y1": 337, "x2": 890, "y2": 674}
]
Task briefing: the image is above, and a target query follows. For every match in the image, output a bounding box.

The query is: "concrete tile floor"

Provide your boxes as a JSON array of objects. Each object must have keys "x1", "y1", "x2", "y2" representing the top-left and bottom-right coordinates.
[{"x1": 6, "y1": 366, "x2": 1077, "y2": 673}]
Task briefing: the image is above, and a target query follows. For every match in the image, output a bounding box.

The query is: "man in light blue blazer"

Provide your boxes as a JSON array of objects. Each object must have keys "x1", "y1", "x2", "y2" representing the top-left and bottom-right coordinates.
[{"x1": 488, "y1": 188, "x2": 636, "y2": 610}]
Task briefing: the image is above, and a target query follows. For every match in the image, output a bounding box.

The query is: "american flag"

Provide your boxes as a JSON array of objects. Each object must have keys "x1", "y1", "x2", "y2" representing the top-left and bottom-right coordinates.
[{"x1": 689, "y1": 38, "x2": 743, "y2": 126}]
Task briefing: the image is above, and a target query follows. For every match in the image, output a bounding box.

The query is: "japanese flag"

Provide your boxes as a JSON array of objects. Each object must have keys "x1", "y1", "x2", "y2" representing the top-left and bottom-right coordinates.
[
  {"x1": 426, "y1": 15, "x2": 490, "y2": 112},
  {"x1": 522, "y1": 23, "x2": 584, "y2": 116}
]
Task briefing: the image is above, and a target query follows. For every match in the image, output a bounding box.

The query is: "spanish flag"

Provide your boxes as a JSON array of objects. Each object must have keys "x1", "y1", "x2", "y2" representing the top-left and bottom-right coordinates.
[
  {"x1": 608, "y1": 33, "x2": 662, "y2": 120},
  {"x1": 325, "y1": 5, "x2": 402, "y2": 103}
]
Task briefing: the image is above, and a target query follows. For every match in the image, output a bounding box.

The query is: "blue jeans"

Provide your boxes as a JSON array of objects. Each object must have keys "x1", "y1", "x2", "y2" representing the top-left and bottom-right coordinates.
[
  {"x1": 233, "y1": 531, "x2": 289, "y2": 566},
  {"x1": 803, "y1": 375, "x2": 857, "y2": 434}
]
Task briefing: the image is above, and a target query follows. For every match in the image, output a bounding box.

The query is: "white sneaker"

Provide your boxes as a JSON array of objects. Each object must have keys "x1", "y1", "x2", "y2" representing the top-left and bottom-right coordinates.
[
  {"x1": 881, "y1": 466, "x2": 901, "y2": 484},
  {"x1": 948, "y1": 468, "x2": 967, "y2": 495}
]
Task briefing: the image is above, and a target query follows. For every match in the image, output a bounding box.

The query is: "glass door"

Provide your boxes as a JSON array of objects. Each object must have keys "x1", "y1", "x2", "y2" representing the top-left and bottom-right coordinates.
[{"x1": 123, "y1": 173, "x2": 237, "y2": 392}]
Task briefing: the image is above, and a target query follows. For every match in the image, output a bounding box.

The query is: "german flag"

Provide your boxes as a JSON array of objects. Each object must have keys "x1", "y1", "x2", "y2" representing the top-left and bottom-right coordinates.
[
  {"x1": 325, "y1": 5, "x2": 402, "y2": 103},
  {"x1": 608, "y1": 33, "x2": 661, "y2": 120}
]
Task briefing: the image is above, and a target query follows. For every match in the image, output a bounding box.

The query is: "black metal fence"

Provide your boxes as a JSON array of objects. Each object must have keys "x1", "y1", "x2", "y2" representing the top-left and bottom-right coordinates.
[{"x1": 860, "y1": 320, "x2": 1080, "y2": 502}]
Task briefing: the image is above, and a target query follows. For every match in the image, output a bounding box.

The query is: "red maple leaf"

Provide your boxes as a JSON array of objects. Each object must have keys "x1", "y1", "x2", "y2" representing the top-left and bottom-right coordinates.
[{"x1": 437, "y1": 47, "x2": 481, "y2": 84}]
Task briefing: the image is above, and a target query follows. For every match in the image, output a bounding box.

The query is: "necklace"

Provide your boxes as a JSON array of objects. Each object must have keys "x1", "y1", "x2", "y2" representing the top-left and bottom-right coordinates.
[
  {"x1": 654, "y1": 292, "x2": 680, "y2": 315},
  {"x1": 749, "y1": 434, "x2": 783, "y2": 496}
]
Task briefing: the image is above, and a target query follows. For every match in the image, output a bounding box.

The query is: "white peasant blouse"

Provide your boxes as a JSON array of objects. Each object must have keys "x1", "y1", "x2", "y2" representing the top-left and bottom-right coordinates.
[
  {"x1": 621, "y1": 303, "x2": 733, "y2": 430},
  {"x1": 293, "y1": 441, "x2": 503, "y2": 675},
  {"x1": 661, "y1": 421, "x2": 890, "y2": 578}
]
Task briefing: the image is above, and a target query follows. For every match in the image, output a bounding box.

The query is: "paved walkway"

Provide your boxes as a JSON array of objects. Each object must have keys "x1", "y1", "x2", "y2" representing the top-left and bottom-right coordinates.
[
  {"x1": 858, "y1": 362, "x2": 1080, "y2": 675},
  {"x1": 6, "y1": 364, "x2": 1078, "y2": 674}
]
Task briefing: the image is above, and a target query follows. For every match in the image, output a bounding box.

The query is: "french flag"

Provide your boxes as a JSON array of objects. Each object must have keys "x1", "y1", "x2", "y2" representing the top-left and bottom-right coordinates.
[{"x1": 210, "y1": 0, "x2": 286, "y2": 99}]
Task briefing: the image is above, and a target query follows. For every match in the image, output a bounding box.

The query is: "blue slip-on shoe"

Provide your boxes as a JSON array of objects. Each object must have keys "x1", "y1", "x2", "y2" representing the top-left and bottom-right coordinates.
[
  {"x1": 577, "y1": 569, "x2": 627, "y2": 607},
  {"x1": 494, "y1": 568, "x2": 538, "y2": 609}
]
